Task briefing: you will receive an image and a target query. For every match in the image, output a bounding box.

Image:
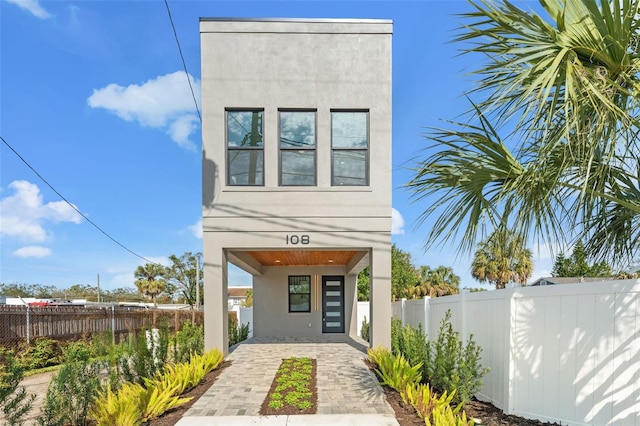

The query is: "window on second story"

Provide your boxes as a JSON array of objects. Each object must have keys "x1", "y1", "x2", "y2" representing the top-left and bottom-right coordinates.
[
  {"x1": 227, "y1": 110, "x2": 264, "y2": 186},
  {"x1": 279, "y1": 111, "x2": 316, "y2": 186},
  {"x1": 331, "y1": 111, "x2": 369, "y2": 186}
]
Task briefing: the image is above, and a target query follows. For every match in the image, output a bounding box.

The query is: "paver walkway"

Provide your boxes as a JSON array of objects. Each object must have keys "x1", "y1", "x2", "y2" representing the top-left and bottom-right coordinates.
[{"x1": 178, "y1": 336, "x2": 397, "y2": 425}]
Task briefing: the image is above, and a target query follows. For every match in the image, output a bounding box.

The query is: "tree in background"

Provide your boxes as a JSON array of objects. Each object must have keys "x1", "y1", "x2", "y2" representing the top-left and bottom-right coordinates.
[
  {"x1": 357, "y1": 267, "x2": 370, "y2": 301},
  {"x1": 416, "y1": 265, "x2": 460, "y2": 297},
  {"x1": 391, "y1": 244, "x2": 420, "y2": 300},
  {"x1": 134, "y1": 263, "x2": 167, "y2": 309},
  {"x1": 165, "y1": 252, "x2": 203, "y2": 307},
  {"x1": 0, "y1": 283, "x2": 55, "y2": 298},
  {"x1": 552, "y1": 240, "x2": 613, "y2": 278},
  {"x1": 242, "y1": 289, "x2": 253, "y2": 307},
  {"x1": 471, "y1": 229, "x2": 533, "y2": 289},
  {"x1": 356, "y1": 245, "x2": 459, "y2": 300},
  {"x1": 406, "y1": 0, "x2": 640, "y2": 269}
]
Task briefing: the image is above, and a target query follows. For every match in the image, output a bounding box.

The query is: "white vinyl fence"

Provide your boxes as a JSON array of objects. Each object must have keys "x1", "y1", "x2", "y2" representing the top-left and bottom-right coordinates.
[{"x1": 386, "y1": 279, "x2": 640, "y2": 426}]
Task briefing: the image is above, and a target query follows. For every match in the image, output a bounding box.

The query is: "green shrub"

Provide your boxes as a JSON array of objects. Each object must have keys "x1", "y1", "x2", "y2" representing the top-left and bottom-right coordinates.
[
  {"x1": 118, "y1": 327, "x2": 169, "y2": 385},
  {"x1": 424, "y1": 311, "x2": 488, "y2": 405},
  {"x1": 367, "y1": 347, "x2": 421, "y2": 403},
  {"x1": 19, "y1": 338, "x2": 61, "y2": 370},
  {"x1": 391, "y1": 310, "x2": 488, "y2": 405},
  {"x1": 228, "y1": 315, "x2": 250, "y2": 347},
  {"x1": 360, "y1": 316, "x2": 370, "y2": 342},
  {"x1": 368, "y1": 347, "x2": 473, "y2": 426},
  {"x1": 172, "y1": 321, "x2": 203, "y2": 363},
  {"x1": 37, "y1": 351, "x2": 103, "y2": 426},
  {"x1": 0, "y1": 347, "x2": 35, "y2": 425}
]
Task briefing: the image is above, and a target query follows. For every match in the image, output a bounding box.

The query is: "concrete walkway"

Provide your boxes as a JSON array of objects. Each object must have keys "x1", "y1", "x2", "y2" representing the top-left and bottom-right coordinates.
[{"x1": 176, "y1": 336, "x2": 399, "y2": 426}]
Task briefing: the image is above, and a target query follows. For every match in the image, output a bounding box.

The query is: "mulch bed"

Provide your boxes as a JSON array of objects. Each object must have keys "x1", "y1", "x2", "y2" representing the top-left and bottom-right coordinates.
[
  {"x1": 259, "y1": 358, "x2": 318, "y2": 416},
  {"x1": 373, "y1": 365, "x2": 561, "y2": 426}
]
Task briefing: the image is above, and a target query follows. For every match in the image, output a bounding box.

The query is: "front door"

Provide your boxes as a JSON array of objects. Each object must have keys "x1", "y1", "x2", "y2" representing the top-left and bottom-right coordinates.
[{"x1": 322, "y1": 276, "x2": 344, "y2": 333}]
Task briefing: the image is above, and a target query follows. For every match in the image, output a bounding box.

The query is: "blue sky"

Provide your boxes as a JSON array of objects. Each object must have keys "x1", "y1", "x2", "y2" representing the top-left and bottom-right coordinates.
[{"x1": 0, "y1": 0, "x2": 553, "y2": 291}]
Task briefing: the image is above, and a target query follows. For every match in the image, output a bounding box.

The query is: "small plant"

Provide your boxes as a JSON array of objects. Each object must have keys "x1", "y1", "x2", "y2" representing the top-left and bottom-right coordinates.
[
  {"x1": 261, "y1": 357, "x2": 316, "y2": 415},
  {"x1": 390, "y1": 311, "x2": 488, "y2": 405},
  {"x1": 89, "y1": 384, "x2": 142, "y2": 426},
  {"x1": 423, "y1": 311, "x2": 489, "y2": 405},
  {"x1": 228, "y1": 314, "x2": 250, "y2": 347},
  {"x1": 118, "y1": 326, "x2": 169, "y2": 385},
  {"x1": 368, "y1": 347, "x2": 421, "y2": 402},
  {"x1": 172, "y1": 321, "x2": 203, "y2": 363},
  {"x1": 19, "y1": 338, "x2": 61, "y2": 370},
  {"x1": 37, "y1": 348, "x2": 103, "y2": 426},
  {"x1": 368, "y1": 347, "x2": 473, "y2": 426},
  {"x1": 361, "y1": 316, "x2": 370, "y2": 342},
  {"x1": 89, "y1": 349, "x2": 223, "y2": 426},
  {"x1": 0, "y1": 347, "x2": 35, "y2": 425}
]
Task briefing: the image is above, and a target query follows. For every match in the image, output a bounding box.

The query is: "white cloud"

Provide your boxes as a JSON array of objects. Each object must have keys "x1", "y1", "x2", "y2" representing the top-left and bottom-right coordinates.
[
  {"x1": 189, "y1": 218, "x2": 203, "y2": 239},
  {"x1": 7, "y1": 0, "x2": 51, "y2": 19},
  {"x1": 0, "y1": 180, "x2": 82, "y2": 243},
  {"x1": 169, "y1": 115, "x2": 199, "y2": 151},
  {"x1": 391, "y1": 208, "x2": 405, "y2": 235},
  {"x1": 88, "y1": 72, "x2": 201, "y2": 149},
  {"x1": 13, "y1": 246, "x2": 52, "y2": 258}
]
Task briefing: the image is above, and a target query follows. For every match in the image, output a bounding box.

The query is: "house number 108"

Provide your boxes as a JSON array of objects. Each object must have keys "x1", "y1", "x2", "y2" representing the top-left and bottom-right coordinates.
[{"x1": 286, "y1": 235, "x2": 310, "y2": 245}]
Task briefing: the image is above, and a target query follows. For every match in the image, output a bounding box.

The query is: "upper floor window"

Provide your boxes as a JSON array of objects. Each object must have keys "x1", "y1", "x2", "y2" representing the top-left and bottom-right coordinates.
[
  {"x1": 279, "y1": 111, "x2": 316, "y2": 186},
  {"x1": 331, "y1": 111, "x2": 369, "y2": 186},
  {"x1": 227, "y1": 110, "x2": 264, "y2": 186}
]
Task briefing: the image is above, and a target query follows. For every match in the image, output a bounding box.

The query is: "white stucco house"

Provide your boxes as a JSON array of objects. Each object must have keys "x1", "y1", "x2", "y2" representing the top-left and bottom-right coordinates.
[{"x1": 200, "y1": 18, "x2": 393, "y2": 354}]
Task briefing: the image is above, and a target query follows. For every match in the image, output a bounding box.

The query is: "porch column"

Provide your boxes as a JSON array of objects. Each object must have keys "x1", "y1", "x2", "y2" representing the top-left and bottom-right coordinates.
[
  {"x1": 369, "y1": 246, "x2": 391, "y2": 349},
  {"x1": 204, "y1": 248, "x2": 229, "y2": 354}
]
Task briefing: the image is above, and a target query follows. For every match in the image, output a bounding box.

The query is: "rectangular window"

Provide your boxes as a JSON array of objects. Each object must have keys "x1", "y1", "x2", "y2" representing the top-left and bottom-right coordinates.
[
  {"x1": 331, "y1": 111, "x2": 369, "y2": 186},
  {"x1": 227, "y1": 110, "x2": 264, "y2": 186},
  {"x1": 279, "y1": 111, "x2": 316, "y2": 186},
  {"x1": 288, "y1": 275, "x2": 311, "y2": 313}
]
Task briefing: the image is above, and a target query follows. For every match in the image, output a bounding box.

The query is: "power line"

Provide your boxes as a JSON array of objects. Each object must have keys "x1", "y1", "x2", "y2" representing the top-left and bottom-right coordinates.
[
  {"x1": 1, "y1": 135, "x2": 162, "y2": 267},
  {"x1": 164, "y1": 0, "x2": 201, "y2": 123}
]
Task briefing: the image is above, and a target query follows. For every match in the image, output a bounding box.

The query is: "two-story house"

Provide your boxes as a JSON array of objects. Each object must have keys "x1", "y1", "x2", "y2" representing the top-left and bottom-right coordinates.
[{"x1": 200, "y1": 18, "x2": 393, "y2": 353}]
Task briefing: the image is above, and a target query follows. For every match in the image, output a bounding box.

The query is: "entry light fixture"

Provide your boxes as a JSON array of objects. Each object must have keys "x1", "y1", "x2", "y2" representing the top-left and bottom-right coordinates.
[
  {"x1": 275, "y1": 259, "x2": 281, "y2": 263},
  {"x1": 328, "y1": 259, "x2": 334, "y2": 263}
]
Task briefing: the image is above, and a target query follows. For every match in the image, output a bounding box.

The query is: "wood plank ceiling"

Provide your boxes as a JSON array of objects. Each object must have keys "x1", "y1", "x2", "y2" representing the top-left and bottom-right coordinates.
[{"x1": 246, "y1": 250, "x2": 358, "y2": 267}]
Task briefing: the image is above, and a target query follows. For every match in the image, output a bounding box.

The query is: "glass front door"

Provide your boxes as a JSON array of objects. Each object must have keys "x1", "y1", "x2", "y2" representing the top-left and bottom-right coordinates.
[{"x1": 322, "y1": 276, "x2": 344, "y2": 333}]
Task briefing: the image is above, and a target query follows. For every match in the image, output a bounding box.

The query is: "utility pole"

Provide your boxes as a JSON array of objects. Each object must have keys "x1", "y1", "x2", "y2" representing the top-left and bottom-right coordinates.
[{"x1": 97, "y1": 273, "x2": 101, "y2": 303}]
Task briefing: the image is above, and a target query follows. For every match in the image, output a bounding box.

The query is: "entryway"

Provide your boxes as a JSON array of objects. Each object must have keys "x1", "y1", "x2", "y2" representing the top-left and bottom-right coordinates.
[{"x1": 322, "y1": 276, "x2": 344, "y2": 333}]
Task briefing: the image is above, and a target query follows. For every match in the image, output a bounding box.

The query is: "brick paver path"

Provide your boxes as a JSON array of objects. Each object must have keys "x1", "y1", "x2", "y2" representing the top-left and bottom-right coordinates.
[{"x1": 184, "y1": 336, "x2": 394, "y2": 417}]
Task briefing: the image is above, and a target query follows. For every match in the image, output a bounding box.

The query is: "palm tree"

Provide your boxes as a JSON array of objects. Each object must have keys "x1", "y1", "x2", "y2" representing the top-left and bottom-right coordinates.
[
  {"x1": 134, "y1": 263, "x2": 167, "y2": 309},
  {"x1": 417, "y1": 265, "x2": 460, "y2": 297},
  {"x1": 471, "y1": 229, "x2": 533, "y2": 289},
  {"x1": 407, "y1": 0, "x2": 640, "y2": 267}
]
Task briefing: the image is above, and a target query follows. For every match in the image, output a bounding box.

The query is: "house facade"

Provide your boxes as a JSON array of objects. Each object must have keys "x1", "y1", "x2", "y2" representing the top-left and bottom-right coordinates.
[{"x1": 200, "y1": 18, "x2": 393, "y2": 353}]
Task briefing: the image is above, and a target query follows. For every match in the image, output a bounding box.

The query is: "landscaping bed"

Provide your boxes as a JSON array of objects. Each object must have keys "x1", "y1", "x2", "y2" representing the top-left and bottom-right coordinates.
[{"x1": 260, "y1": 357, "x2": 318, "y2": 416}]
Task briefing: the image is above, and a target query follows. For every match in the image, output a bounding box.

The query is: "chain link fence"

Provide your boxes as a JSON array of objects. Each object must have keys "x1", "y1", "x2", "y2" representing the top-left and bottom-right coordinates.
[{"x1": 0, "y1": 305, "x2": 204, "y2": 348}]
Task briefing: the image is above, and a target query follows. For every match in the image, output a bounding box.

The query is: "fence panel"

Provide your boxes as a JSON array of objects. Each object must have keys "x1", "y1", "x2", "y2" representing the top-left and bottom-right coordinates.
[
  {"x1": 391, "y1": 280, "x2": 640, "y2": 425},
  {"x1": 0, "y1": 306, "x2": 203, "y2": 348}
]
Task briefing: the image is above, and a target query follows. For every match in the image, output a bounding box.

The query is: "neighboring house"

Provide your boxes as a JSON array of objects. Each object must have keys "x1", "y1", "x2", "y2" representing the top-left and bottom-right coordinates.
[
  {"x1": 530, "y1": 276, "x2": 615, "y2": 286},
  {"x1": 228, "y1": 286, "x2": 251, "y2": 310},
  {"x1": 200, "y1": 18, "x2": 393, "y2": 353}
]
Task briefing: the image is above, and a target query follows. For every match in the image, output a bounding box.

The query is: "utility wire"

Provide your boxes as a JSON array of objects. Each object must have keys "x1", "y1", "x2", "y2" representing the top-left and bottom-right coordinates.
[
  {"x1": 1, "y1": 135, "x2": 162, "y2": 266},
  {"x1": 164, "y1": 0, "x2": 202, "y2": 123}
]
